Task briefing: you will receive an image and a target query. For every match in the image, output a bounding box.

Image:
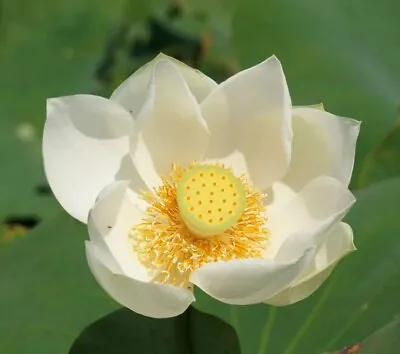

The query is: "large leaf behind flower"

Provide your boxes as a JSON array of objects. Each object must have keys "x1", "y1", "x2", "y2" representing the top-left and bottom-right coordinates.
[
  {"x1": 70, "y1": 307, "x2": 240, "y2": 354},
  {"x1": 358, "y1": 112, "x2": 400, "y2": 188},
  {"x1": 0, "y1": 215, "x2": 117, "y2": 353},
  {"x1": 327, "y1": 317, "x2": 400, "y2": 353},
  {"x1": 195, "y1": 178, "x2": 400, "y2": 353}
]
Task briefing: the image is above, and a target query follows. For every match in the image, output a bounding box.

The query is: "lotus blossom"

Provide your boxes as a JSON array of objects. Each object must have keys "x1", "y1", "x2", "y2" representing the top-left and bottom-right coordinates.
[{"x1": 43, "y1": 54, "x2": 360, "y2": 318}]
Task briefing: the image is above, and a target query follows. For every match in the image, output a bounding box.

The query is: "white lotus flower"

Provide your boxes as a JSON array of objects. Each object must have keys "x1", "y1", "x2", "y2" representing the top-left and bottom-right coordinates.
[{"x1": 43, "y1": 54, "x2": 360, "y2": 318}]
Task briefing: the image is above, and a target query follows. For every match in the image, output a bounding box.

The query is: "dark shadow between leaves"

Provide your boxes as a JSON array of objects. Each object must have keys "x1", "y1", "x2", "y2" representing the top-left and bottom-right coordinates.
[
  {"x1": 69, "y1": 306, "x2": 241, "y2": 354},
  {"x1": 35, "y1": 183, "x2": 53, "y2": 196},
  {"x1": 3, "y1": 215, "x2": 41, "y2": 229}
]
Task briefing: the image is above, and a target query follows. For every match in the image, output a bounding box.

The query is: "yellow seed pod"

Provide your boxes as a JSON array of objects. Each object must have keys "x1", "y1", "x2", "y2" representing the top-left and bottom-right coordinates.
[{"x1": 177, "y1": 165, "x2": 247, "y2": 237}]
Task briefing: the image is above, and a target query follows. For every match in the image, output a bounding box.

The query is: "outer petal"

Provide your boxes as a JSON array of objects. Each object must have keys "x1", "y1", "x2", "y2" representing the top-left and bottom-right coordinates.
[
  {"x1": 200, "y1": 56, "x2": 292, "y2": 190},
  {"x1": 88, "y1": 181, "x2": 149, "y2": 281},
  {"x1": 267, "y1": 176, "x2": 356, "y2": 261},
  {"x1": 86, "y1": 242, "x2": 195, "y2": 318},
  {"x1": 283, "y1": 107, "x2": 360, "y2": 191},
  {"x1": 43, "y1": 95, "x2": 134, "y2": 223},
  {"x1": 265, "y1": 222, "x2": 355, "y2": 305},
  {"x1": 190, "y1": 247, "x2": 315, "y2": 305},
  {"x1": 130, "y1": 59, "x2": 210, "y2": 188},
  {"x1": 111, "y1": 53, "x2": 217, "y2": 117}
]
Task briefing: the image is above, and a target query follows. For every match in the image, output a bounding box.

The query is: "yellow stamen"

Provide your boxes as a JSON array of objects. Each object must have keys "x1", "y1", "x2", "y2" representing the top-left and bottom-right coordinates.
[{"x1": 130, "y1": 162, "x2": 269, "y2": 287}]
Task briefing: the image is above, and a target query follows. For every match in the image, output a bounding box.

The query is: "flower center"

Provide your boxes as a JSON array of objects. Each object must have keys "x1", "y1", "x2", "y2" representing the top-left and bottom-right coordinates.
[
  {"x1": 177, "y1": 165, "x2": 246, "y2": 238},
  {"x1": 130, "y1": 162, "x2": 268, "y2": 287}
]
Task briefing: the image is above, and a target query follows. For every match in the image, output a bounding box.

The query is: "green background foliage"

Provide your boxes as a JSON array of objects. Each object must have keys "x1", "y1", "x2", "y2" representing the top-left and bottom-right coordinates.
[{"x1": 1, "y1": 0, "x2": 399, "y2": 353}]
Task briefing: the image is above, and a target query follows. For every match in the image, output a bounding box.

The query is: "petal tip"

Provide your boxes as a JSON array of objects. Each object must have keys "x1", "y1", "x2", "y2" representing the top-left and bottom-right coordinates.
[
  {"x1": 153, "y1": 57, "x2": 178, "y2": 73},
  {"x1": 265, "y1": 54, "x2": 282, "y2": 67},
  {"x1": 46, "y1": 96, "x2": 63, "y2": 116}
]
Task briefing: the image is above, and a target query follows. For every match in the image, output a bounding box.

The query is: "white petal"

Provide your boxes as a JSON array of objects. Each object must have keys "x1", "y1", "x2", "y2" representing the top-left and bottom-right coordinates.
[
  {"x1": 283, "y1": 107, "x2": 360, "y2": 191},
  {"x1": 88, "y1": 181, "x2": 149, "y2": 281},
  {"x1": 86, "y1": 242, "x2": 194, "y2": 318},
  {"x1": 111, "y1": 53, "x2": 217, "y2": 117},
  {"x1": 130, "y1": 59, "x2": 210, "y2": 188},
  {"x1": 264, "y1": 181, "x2": 297, "y2": 210},
  {"x1": 265, "y1": 223, "x2": 355, "y2": 305},
  {"x1": 267, "y1": 176, "x2": 355, "y2": 261},
  {"x1": 266, "y1": 264, "x2": 336, "y2": 306},
  {"x1": 201, "y1": 56, "x2": 292, "y2": 190},
  {"x1": 190, "y1": 247, "x2": 315, "y2": 305},
  {"x1": 303, "y1": 223, "x2": 356, "y2": 280},
  {"x1": 43, "y1": 95, "x2": 134, "y2": 223}
]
